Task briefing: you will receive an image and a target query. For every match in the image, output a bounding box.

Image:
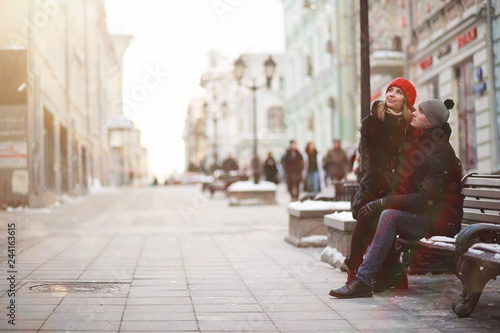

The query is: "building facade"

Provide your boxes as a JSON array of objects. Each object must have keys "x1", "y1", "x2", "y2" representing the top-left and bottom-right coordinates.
[
  {"x1": 283, "y1": 0, "x2": 499, "y2": 175},
  {"x1": 183, "y1": 52, "x2": 286, "y2": 175},
  {"x1": 0, "y1": 0, "x2": 144, "y2": 207},
  {"x1": 408, "y1": 0, "x2": 499, "y2": 173},
  {"x1": 108, "y1": 114, "x2": 149, "y2": 186},
  {"x1": 282, "y1": 0, "x2": 358, "y2": 156}
]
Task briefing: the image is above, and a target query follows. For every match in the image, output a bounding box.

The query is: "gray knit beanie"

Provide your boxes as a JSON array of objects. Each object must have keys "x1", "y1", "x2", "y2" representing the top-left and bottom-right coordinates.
[{"x1": 419, "y1": 99, "x2": 455, "y2": 127}]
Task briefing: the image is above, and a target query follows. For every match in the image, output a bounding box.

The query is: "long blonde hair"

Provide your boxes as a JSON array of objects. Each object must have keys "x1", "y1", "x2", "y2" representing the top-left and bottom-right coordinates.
[{"x1": 376, "y1": 98, "x2": 412, "y2": 124}]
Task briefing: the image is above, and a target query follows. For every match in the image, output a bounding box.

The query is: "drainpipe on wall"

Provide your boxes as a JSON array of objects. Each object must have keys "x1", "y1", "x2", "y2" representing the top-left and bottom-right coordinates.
[
  {"x1": 349, "y1": 0, "x2": 358, "y2": 145},
  {"x1": 335, "y1": 0, "x2": 344, "y2": 141},
  {"x1": 486, "y1": 0, "x2": 499, "y2": 171},
  {"x1": 404, "y1": 0, "x2": 414, "y2": 78}
]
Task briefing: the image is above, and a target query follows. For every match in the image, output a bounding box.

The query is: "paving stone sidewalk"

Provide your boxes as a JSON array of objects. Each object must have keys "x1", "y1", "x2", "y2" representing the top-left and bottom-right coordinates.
[{"x1": 0, "y1": 185, "x2": 499, "y2": 332}]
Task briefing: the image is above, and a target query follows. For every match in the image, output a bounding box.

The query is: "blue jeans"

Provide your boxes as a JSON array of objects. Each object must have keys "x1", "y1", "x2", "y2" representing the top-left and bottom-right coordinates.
[
  {"x1": 357, "y1": 209, "x2": 432, "y2": 285},
  {"x1": 306, "y1": 171, "x2": 319, "y2": 193}
]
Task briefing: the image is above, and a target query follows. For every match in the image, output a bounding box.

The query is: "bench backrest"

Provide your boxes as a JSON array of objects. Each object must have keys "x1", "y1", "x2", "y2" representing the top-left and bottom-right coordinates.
[
  {"x1": 336, "y1": 183, "x2": 359, "y2": 202},
  {"x1": 461, "y1": 173, "x2": 500, "y2": 226}
]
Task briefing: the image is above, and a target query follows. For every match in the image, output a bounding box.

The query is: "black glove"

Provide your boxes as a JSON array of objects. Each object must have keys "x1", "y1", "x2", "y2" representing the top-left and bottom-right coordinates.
[{"x1": 357, "y1": 198, "x2": 385, "y2": 223}]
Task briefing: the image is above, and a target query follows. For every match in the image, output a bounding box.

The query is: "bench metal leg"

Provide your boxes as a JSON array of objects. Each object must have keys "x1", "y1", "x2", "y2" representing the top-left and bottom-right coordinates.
[{"x1": 452, "y1": 257, "x2": 497, "y2": 318}]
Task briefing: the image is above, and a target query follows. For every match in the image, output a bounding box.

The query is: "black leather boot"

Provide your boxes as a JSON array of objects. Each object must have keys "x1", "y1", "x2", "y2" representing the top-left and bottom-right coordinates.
[{"x1": 329, "y1": 276, "x2": 373, "y2": 298}]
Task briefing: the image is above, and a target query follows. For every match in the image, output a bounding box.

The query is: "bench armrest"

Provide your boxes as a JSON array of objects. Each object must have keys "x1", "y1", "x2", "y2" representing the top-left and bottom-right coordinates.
[{"x1": 455, "y1": 223, "x2": 500, "y2": 256}]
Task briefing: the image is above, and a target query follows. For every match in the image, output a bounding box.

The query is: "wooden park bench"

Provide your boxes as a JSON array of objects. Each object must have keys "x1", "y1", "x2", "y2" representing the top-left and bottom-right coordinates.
[{"x1": 396, "y1": 173, "x2": 500, "y2": 318}]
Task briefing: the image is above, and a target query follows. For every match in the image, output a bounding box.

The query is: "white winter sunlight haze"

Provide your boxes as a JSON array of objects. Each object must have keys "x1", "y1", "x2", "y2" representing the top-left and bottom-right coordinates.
[{"x1": 104, "y1": 0, "x2": 285, "y2": 182}]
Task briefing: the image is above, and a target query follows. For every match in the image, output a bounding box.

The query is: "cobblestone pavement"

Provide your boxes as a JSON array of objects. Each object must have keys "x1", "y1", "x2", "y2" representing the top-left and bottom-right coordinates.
[{"x1": 0, "y1": 184, "x2": 499, "y2": 332}]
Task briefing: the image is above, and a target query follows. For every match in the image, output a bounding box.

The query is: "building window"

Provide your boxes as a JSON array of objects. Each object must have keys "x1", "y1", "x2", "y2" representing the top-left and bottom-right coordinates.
[
  {"x1": 306, "y1": 55, "x2": 313, "y2": 76},
  {"x1": 392, "y1": 36, "x2": 402, "y2": 52},
  {"x1": 455, "y1": 60, "x2": 477, "y2": 171},
  {"x1": 267, "y1": 106, "x2": 284, "y2": 133},
  {"x1": 307, "y1": 112, "x2": 314, "y2": 131},
  {"x1": 424, "y1": 78, "x2": 439, "y2": 99},
  {"x1": 43, "y1": 108, "x2": 56, "y2": 190}
]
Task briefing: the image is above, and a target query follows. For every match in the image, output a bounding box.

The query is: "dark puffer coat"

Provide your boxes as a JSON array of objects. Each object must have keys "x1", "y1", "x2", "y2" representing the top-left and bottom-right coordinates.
[
  {"x1": 352, "y1": 101, "x2": 412, "y2": 217},
  {"x1": 385, "y1": 124, "x2": 464, "y2": 237},
  {"x1": 283, "y1": 149, "x2": 304, "y2": 182}
]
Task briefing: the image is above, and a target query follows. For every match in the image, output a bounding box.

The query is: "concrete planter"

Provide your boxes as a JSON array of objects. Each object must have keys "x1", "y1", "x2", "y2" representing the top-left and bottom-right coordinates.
[{"x1": 285, "y1": 200, "x2": 350, "y2": 247}]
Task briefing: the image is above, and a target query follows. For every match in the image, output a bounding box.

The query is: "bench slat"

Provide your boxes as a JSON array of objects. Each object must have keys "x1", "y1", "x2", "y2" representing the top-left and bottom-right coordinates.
[
  {"x1": 461, "y1": 188, "x2": 500, "y2": 200},
  {"x1": 463, "y1": 175, "x2": 500, "y2": 188},
  {"x1": 464, "y1": 198, "x2": 500, "y2": 211},
  {"x1": 462, "y1": 211, "x2": 500, "y2": 224},
  {"x1": 462, "y1": 251, "x2": 500, "y2": 270}
]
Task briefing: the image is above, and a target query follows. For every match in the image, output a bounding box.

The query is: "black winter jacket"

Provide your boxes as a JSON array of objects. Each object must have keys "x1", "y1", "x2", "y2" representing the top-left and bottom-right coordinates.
[
  {"x1": 352, "y1": 101, "x2": 412, "y2": 217},
  {"x1": 385, "y1": 124, "x2": 464, "y2": 237},
  {"x1": 283, "y1": 149, "x2": 304, "y2": 182}
]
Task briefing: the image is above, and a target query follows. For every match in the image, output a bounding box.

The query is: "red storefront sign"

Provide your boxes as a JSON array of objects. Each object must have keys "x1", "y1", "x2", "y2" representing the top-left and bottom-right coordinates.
[
  {"x1": 370, "y1": 91, "x2": 381, "y2": 101},
  {"x1": 457, "y1": 27, "x2": 477, "y2": 49},
  {"x1": 420, "y1": 55, "x2": 433, "y2": 70}
]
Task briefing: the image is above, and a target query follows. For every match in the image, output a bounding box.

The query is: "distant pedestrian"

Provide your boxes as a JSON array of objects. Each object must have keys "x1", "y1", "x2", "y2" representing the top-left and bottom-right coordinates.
[
  {"x1": 324, "y1": 139, "x2": 349, "y2": 195},
  {"x1": 282, "y1": 140, "x2": 304, "y2": 201},
  {"x1": 263, "y1": 152, "x2": 279, "y2": 184},
  {"x1": 303, "y1": 142, "x2": 325, "y2": 194},
  {"x1": 222, "y1": 155, "x2": 239, "y2": 173}
]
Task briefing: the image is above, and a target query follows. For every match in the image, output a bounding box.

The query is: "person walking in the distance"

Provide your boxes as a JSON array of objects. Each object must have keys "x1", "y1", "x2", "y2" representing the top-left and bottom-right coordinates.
[
  {"x1": 329, "y1": 99, "x2": 464, "y2": 298},
  {"x1": 222, "y1": 154, "x2": 239, "y2": 173},
  {"x1": 303, "y1": 142, "x2": 324, "y2": 194},
  {"x1": 263, "y1": 152, "x2": 279, "y2": 184},
  {"x1": 324, "y1": 139, "x2": 350, "y2": 197},
  {"x1": 282, "y1": 140, "x2": 304, "y2": 201}
]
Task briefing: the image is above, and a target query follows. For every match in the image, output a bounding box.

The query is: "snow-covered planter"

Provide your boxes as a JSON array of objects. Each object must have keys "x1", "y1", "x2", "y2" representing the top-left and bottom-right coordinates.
[
  {"x1": 323, "y1": 211, "x2": 357, "y2": 259},
  {"x1": 285, "y1": 200, "x2": 351, "y2": 248},
  {"x1": 227, "y1": 181, "x2": 277, "y2": 206}
]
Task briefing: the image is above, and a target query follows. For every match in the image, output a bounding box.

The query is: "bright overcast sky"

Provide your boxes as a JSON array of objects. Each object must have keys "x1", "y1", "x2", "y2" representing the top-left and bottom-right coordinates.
[{"x1": 104, "y1": 0, "x2": 285, "y2": 180}]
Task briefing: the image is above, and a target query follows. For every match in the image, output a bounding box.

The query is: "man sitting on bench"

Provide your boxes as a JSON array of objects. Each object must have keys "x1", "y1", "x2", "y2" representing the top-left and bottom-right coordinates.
[{"x1": 329, "y1": 99, "x2": 464, "y2": 298}]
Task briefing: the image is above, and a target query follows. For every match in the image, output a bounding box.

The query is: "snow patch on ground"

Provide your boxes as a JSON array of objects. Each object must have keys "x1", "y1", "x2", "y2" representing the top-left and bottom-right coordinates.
[
  {"x1": 321, "y1": 246, "x2": 346, "y2": 269},
  {"x1": 6, "y1": 206, "x2": 51, "y2": 214},
  {"x1": 299, "y1": 235, "x2": 328, "y2": 247}
]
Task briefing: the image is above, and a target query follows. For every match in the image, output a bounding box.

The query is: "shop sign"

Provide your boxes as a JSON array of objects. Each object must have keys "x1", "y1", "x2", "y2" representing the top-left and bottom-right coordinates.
[
  {"x1": 0, "y1": 107, "x2": 27, "y2": 141},
  {"x1": 0, "y1": 142, "x2": 27, "y2": 168},
  {"x1": 420, "y1": 55, "x2": 433, "y2": 70},
  {"x1": 457, "y1": 27, "x2": 477, "y2": 49}
]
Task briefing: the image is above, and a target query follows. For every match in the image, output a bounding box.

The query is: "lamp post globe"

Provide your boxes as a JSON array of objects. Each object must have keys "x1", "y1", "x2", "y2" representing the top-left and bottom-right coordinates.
[
  {"x1": 264, "y1": 55, "x2": 276, "y2": 88},
  {"x1": 233, "y1": 57, "x2": 245, "y2": 83}
]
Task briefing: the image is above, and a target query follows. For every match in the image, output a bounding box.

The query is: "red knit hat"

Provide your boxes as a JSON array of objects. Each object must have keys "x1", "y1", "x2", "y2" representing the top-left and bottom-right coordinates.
[{"x1": 386, "y1": 77, "x2": 417, "y2": 108}]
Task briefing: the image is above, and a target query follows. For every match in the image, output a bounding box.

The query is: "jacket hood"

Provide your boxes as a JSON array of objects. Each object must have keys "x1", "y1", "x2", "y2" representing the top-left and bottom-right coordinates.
[
  {"x1": 371, "y1": 100, "x2": 382, "y2": 116},
  {"x1": 442, "y1": 122, "x2": 452, "y2": 138}
]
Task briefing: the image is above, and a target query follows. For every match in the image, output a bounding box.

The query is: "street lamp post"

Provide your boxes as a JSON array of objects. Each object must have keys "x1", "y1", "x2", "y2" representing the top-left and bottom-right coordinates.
[
  {"x1": 233, "y1": 55, "x2": 276, "y2": 184},
  {"x1": 204, "y1": 100, "x2": 227, "y2": 172},
  {"x1": 213, "y1": 116, "x2": 218, "y2": 169}
]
